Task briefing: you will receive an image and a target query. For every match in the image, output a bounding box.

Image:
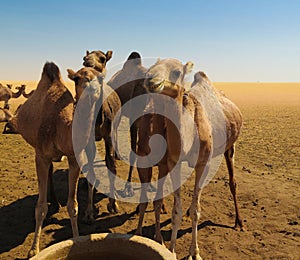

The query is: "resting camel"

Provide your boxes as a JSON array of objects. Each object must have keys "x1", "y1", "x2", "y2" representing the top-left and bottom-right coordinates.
[
  {"x1": 0, "y1": 83, "x2": 25, "y2": 109},
  {"x1": 67, "y1": 66, "x2": 121, "y2": 221},
  {"x1": 136, "y1": 59, "x2": 244, "y2": 259},
  {"x1": 8, "y1": 62, "x2": 110, "y2": 257},
  {"x1": 84, "y1": 50, "x2": 148, "y2": 196}
]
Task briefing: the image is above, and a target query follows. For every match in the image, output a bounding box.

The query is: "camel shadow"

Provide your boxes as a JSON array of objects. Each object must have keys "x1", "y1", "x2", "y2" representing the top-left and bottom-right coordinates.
[
  {"x1": 0, "y1": 169, "x2": 121, "y2": 257},
  {"x1": 127, "y1": 219, "x2": 232, "y2": 242}
]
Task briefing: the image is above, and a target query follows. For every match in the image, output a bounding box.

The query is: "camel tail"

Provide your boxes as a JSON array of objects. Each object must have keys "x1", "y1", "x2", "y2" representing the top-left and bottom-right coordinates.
[{"x1": 42, "y1": 62, "x2": 61, "y2": 83}]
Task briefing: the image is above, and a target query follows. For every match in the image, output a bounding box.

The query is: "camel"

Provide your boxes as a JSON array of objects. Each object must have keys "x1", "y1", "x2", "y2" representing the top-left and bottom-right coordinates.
[
  {"x1": 67, "y1": 66, "x2": 121, "y2": 221},
  {"x1": 83, "y1": 50, "x2": 113, "y2": 74},
  {"x1": 0, "y1": 83, "x2": 25, "y2": 109},
  {"x1": 19, "y1": 84, "x2": 35, "y2": 98},
  {"x1": 7, "y1": 61, "x2": 110, "y2": 257},
  {"x1": 84, "y1": 50, "x2": 148, "y2": 196},
  {"x1": 135, "y1": 58, "x2": 244, "y2": 259}
]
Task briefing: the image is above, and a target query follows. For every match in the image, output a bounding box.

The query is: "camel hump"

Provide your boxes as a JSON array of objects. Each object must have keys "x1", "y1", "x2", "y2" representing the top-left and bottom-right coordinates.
[
  {"x1": 194, "y1": 71, "x2": 208, "y2": 82},
  {"x1": 42, "y1": 62, "x2": 61, "y2": 82},
  {"x1": 127, "y1": 51, "x2": 142, "y2": 65}
]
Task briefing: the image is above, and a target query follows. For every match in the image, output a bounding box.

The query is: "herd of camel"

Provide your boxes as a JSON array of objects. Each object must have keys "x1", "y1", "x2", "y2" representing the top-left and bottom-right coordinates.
[{"x1": 0, "y1": 50, "x2": 244, "y2": 259}]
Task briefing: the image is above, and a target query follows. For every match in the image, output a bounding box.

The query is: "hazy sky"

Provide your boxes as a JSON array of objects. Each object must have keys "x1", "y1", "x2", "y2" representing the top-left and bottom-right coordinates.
[{"x1": 0, "y1": 0, "x2": 299, "y2": 82}]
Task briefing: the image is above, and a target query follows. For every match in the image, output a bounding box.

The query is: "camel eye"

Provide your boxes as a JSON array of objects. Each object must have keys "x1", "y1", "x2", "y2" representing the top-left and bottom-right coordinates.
[{"x1": 171, "y1": 70, "x2": 181, "y2": 82}]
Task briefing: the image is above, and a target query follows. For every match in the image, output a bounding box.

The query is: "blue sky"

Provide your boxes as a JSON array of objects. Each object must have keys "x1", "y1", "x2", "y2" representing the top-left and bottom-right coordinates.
[{"x1": 0, "y1": 0, "x2": 299, "y2": 82}]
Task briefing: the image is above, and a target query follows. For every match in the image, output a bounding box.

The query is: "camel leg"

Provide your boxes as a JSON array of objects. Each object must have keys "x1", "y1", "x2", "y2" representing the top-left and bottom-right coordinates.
[
  {"x1": 135, "y1": 167, "x2": 152, "y2": 235},
  {"x1": 168, "y1": 162, "x2": 183, "y2": 255},
  {"x1": 83, "y1": 140, "x2": 97, "y2": 223},
  {"x1": 153, "y1": 161, "x2": 168, "y2": 244},
  {"x1": 124, "y1": 122, "x2": 138, "y2": 197},
  {"x1": 28, "y1": 154, "x2": 50, "y2": 257},
  {"x1": 105, "y1": 135, "x2": 119, "y2": 214},
  {"x1": 67, "y1": 156, "x2": 80, "y2": 237},
  {"x1": 224, "y1": 145, "x2": 244, "y2": 230},
  {"x1": 48, "y1": 163, "x2": 60, "y2": 213}
]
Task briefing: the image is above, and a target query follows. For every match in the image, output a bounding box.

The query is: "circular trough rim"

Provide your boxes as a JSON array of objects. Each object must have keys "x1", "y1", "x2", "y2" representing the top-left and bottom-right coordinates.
[{"x1": 30, "y1": 233, "x2": 175, "y2": 260}]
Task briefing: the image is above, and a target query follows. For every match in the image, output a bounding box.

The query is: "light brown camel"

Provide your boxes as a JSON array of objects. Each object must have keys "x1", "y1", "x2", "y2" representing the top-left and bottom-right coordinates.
[
  {"x1": 84, "y1": 50, "x2": 148, "y2": 196},
  {"x1": 136, "y1": 59, "x2": 244, "y2": 259},
  {"x1": 8, "y1": 62, "x2": 107, "y2": 257},
  {"x1": 0, "y1": 83, "x2": 25, "y2": 109},
  {"x1": 67, "y1": 66, "x2": 121, "y2": 221}
]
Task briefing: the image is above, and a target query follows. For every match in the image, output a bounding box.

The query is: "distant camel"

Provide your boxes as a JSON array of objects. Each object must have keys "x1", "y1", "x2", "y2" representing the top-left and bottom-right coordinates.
[
  {"x1": 0, "y1": 83, "x2": 25, "y2": 109},
  {"x1": 19, "y1": 84, "x2": 35, "y2": 98},
  {"x1": 84, "y1": 50, "x2": 148, "y2": 196},
  {"x1": 83, "y1": 50, "x2": 113, "y2": 74},
  {"x1": 67, "y1": 66, "x2": 121, "y2": 221},
  {"x1": 8, "y1": 62, "x2": 108, "y2": 257},
  {"x1": 136, "y1": 59, "x2": 244, "y2": 259}
]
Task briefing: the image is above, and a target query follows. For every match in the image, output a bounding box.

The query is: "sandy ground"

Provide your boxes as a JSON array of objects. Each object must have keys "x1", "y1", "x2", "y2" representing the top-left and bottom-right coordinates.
[{"x1": 0, "y1": 81, "x2": 299, "y2": 259}]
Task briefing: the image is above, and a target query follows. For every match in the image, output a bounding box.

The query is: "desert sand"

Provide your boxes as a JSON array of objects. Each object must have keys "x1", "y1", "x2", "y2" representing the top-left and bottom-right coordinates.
[{"x1": 0, "y1": 81, "x2": 299, "y2": 259}]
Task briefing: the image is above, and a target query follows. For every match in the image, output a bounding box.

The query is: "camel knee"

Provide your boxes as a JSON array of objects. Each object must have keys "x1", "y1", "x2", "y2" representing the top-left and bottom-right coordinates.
[{"x1": 189, "y1": 204, "x2": 200, "y2": 222}]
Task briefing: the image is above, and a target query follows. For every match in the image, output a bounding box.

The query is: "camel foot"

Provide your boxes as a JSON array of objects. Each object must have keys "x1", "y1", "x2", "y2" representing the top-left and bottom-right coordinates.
[
  {"x1": 123, "y1": 182, "x2": 134, "y2": 197},
  {"x1": 234, "y1": 224, "x2": 246, "y2": 231},
  {"x1": 107, "y1": 201, "x2": 119, "y2": 214},
  {"x1": 187, "y1": 255, "x2": 203, "y2": 260},
  {"x1": 114, "y1": 151, "x2": 120, "y2": 160},
  {"x1": 28, "y1": 247, "x2": 39, "y2": 258},
  {"x1": 154, "y1": 234, "x2": 164, "y2": 245}
]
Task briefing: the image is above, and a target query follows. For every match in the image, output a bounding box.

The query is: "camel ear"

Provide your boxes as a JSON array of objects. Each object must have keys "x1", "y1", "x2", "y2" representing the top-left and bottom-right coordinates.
[
  {"x1": 106, "y1": 50, "x2": 113, "y2": 61},
  {"x1": 184, "y1": 61, "x2": 194, "y2": 75},
  {"x1": 86, "y1": 50, "x2": 90, "y2": 56},
  {"x1": 67, "y1": 69, "x2": 76, "y2": 80}
]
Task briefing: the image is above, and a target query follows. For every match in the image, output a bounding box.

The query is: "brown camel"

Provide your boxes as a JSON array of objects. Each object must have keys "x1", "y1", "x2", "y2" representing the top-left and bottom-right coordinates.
[
  {"x1": 83, "y1": 50, "x2": 113, "y2": 74},
  {"x1": 8, "y1": 62, "x2": 107, "y2": 257},
  {"x1": 84, "y1": 50, "x2": 148, "y2": 196},
  {"x1": 67, "y1": 66, "x2": 121, "y2": 221},
  {"x1": 0, "y1": 83, "x2": 25, "y2": 109},
  {"x1": 136, "y1": 59, "x2": 244, "y2": 259}
]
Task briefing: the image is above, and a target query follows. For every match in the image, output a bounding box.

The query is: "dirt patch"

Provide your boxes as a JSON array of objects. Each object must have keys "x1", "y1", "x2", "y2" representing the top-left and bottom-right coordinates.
[{"x1": 0, "y1": 82, "x2": 299, "y2": 259}]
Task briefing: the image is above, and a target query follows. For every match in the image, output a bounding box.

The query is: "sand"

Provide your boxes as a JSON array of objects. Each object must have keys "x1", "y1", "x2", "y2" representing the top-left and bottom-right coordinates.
[{"x1": 0, "y1": 82, "x2": 299, "y2": 259}]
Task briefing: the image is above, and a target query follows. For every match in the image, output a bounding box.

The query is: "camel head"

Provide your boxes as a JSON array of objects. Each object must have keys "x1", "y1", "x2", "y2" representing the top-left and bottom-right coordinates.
[
  {"x1": 16, "y1": 84, "x2": 26, "y2": 92},
  {"x1": 83, "y1": 50, "x2": 113, "y2": 74},
  {"x1": 67, "y1": 67, "x2": 104, "y2": 102},
  {"x1": 145, "y1": 58, "x2": 194, "y2": 98}
]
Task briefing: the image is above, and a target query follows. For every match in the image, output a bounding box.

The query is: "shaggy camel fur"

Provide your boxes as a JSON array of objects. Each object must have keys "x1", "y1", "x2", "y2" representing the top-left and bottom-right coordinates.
[
  {"x1": 8, "y1": 62, "x2": 105, "y2": 257},
  {"x1": 0, "y1": 83, "x2": 25, "y2": 109},
  {"x1": 84, "y1": 50, "x2": 148, "y2": 196},
  {"x1": 67, "y1": 67, "x2": 121, "y2": 221},
  {"x1": 136, "y1": 59, "x2": 244, "y2": 259}
]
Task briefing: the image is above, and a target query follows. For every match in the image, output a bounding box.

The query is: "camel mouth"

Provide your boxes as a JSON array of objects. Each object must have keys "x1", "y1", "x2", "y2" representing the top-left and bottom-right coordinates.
[{"x1": 149, "y1": 81, "x2": 164, "y2": 93}]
